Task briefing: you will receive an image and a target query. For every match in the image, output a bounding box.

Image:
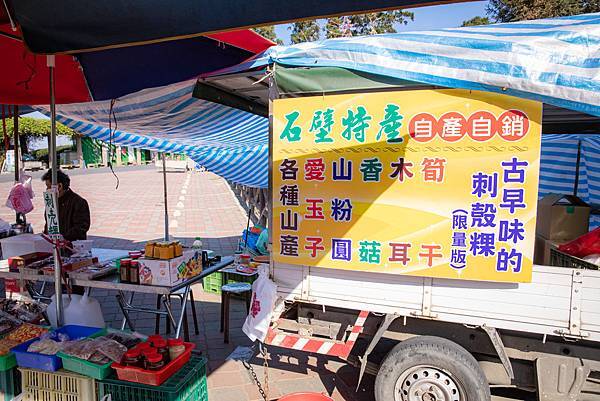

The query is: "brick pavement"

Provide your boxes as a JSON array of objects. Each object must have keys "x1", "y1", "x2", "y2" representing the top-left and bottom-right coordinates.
[{"x1": 0, "y1": 167, "x2": 374, "y2": 401}]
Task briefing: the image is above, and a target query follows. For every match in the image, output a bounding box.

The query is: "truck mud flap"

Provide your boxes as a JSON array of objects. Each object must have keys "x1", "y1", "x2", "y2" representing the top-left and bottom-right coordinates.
[{"x1": 265, "y1": 310, "x2": 369, "y2": 358}]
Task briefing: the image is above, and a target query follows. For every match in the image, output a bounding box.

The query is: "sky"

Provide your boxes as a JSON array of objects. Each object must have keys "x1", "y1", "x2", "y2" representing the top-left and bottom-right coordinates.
[{"x1": 274, "y1": 1, "x2": 489, "y2": 44}]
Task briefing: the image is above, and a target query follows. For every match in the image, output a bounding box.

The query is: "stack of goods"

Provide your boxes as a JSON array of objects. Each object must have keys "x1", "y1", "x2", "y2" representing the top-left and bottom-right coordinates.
[
  {"x1": 137, "y1": 243, "x2": 200, "y2": 287},
  {"x1": 58, "y1": 330, "x2": 142, "y2": 379},
  {"x1": 11, "y1": 325, "x2": 102, "y2": 371},
  {"x1": 112, "y1": 334, "x2": 194, "y2": 386},
  {"x1": 0, "y1": 323, "x2": 47, "y2": 358},
  {"x1": 0, "y1": 299, "x2": 47, "y2": 323},
  {"x1": 97, "y1": 354, "x2": 208, "y2": 401},
  {"x1": 144, "y1": 241, "x2": 183, "y2": 260}
]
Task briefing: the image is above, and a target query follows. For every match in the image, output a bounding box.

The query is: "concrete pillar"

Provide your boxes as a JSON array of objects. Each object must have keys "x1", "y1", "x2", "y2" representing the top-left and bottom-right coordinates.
[
  {"x1": 75, "y1": 136, "x2": 84, "y2": 168},
  {"x1": 115, "y1": 146, "x2": 122, "y2": 166},
  {"x1": 136, "y1": 148, "x2": 142, "y2": 165},
  {"x1": 101, "y1": 144, "x2": 108, "y2": 167}
]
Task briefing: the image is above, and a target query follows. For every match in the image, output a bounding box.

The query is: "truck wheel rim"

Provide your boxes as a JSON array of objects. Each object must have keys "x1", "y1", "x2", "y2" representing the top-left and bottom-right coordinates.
[{"x1": 395, "y1": 365, "x2": 464, "y2": 401}]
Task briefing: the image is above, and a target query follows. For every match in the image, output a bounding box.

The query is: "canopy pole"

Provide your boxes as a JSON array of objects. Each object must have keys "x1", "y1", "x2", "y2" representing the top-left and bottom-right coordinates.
[
  {"x1": 13, "y1": 106, "x2": 21, "y2": 225},
  {"x1": 162, "y1": 153, "x2": 169, "y2": 241},
  {"x1": 48, "y1": 55, "x2": 63, "y2": 326},
  {"x1": 13, "y1": 105, "x2": 18, "y2": 183}
]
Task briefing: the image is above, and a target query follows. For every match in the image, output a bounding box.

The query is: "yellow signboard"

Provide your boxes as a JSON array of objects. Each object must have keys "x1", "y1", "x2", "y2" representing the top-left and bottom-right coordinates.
[{"x1": 272, "y1": 89, "x2": 542, "y2": 283}]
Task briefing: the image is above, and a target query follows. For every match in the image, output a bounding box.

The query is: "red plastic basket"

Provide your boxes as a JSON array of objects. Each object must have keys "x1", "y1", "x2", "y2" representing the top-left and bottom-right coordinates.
[{"x1": 112, "y1": 342, "x2": 195, "y2": 386}]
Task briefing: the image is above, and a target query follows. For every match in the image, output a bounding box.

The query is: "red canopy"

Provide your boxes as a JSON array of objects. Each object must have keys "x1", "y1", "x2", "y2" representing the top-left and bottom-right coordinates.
[{"x1": 1, "y1": 23, "x2": 273, "y2": 105}]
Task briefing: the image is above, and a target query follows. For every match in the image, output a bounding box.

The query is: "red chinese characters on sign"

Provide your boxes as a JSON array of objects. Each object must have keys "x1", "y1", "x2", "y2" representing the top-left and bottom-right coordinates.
[
  {"x1": 408, "y1": 110, "x2": 529, "y2": 143},
  {"x1": 408, "y1": 113, "x2": 437, "y2": 143},
  {"x1": 467, "y1": 111, "x2": 497, "y2": 142},
  {"x1": 439, "y1": 112, "x2": 467, "y2": 142},
  {"x1": 498, "y1": 109, "x2": 530, "y2": 141}
]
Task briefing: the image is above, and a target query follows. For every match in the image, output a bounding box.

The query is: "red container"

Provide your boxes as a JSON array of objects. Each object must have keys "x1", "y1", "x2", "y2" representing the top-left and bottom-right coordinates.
[
  {"x1": 279, "y1": 394, "x2": 334, "y2": 401},
  {"x1": 279, "y1": 393, "x2": 333, "y2": 401},
  {"x1": 111, "y1": 342, "x2": 195, "y2": 386}
]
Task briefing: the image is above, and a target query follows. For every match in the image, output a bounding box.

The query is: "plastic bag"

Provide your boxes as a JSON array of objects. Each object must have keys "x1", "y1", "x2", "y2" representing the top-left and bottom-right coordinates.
[
  {"x1": 5, "y1": 183, "x2": 33, "y2": 214},
  {"x1": 558, "y1": 227, "x2": 600, "y2": 258},
  {"x1": 582, "y1": 254, "x2": 600, "y2": 267},
  {"x1": 63, "y1": 292, "x2": 105, "y2": 328},
  {"x1": 61, "y1": 339, "x2": 98, "y2": 360},
  {"x1": 242, "y1": 264, "x2": 277, "y2": 342},
  {"x1": 27, "y1": 339, "x2": 62, "y2": 355},
  {"x1": 95, "y1": 338, "x2": 127, "y2": 362}
]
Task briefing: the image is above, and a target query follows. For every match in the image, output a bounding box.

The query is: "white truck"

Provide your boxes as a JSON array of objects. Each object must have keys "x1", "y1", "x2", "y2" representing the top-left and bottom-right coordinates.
[
  {"x1": 195, "y1": 21, "x2": 600, "y2": 399},
  {"x1": 267, "y1": 256, "x2": 600, "y2": 401}
]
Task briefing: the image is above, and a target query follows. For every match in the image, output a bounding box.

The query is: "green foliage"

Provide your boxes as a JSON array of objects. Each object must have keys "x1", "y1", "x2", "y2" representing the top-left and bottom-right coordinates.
[
  {"x1": 461, "y1": 16, "x2": 491, "y2": 26},
  {"x1": 33, "y1": 145, "x2": 74, "y2": 161},
  {"x1": 252, "y1": 26, "x2": 284, "y2": 45},
  {"x1": 2, "y1": 117, "x2": 76, "y2": 154},
  {"x1": 289, "y1": 20, "x2": 320, "y2": 44},
  {"x1": 487, "y1": 0, "x2": 599, "y2": 22},
  {"x1": 3, "y1": 117, "x2": 75, "y2": 138},
  {"x1": 325, "y1": 11, "x2": 414, "y2": 39}
]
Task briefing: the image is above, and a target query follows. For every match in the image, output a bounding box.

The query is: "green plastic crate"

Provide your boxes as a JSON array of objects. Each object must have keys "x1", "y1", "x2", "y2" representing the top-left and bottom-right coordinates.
[
  {"x1": 202, "y1": 272, "x2": 222, "y2": 294},
  {"x1": 96, "y1": 355, "x2": 207, "y2": 401},
  {"x1": 0, "y1": 367, "x2": 20, "y2": 401},
  {"x1": 58, "y1": 328, "x2": 138, "y2": 380},
  {"x1": 0, "y1": 354, "x2": 16, "y2": 373}
]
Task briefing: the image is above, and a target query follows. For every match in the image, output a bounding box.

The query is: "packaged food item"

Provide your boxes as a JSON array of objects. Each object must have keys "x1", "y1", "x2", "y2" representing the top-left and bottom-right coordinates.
[
  {"x1": 153, "y1": 338, "x2": 169, "y2": 363},
  {"x1": 122, "y1": 348, "x2": 142, "y2": 367},
  {"x1": 0, "y1": 339, "x2": 18, "y2": 355},
  {"x1": 0, "y1": 300, "x2": 46, "y2": 323},
  {"x1": 240, "y1": 253, "x2": 251, "y2": 265},
  {"x1": 0, "y1": 316, "x2": 18, "y2": 336},
  {"x1": 5, "y1": 324, "x2": 48, "y2": 342},
  {"x1": 27, "y1": 339, "x2": 62, "y2": 355},
  {"x1": 88, "y1": 351, "x2": 111, "y2": 365},
  {"x1": 120, "y1": 258, "x2": 131, "y2": 283},
  {"x1": 145, "y1": 242, "x2": 155, "y2": 257},
  {"x1": 145, "y1": 353, "x2": 165, "y2": 371},
  {"x1": 105, "y1": 332, "x2": 141, "y2": 349},
  {"x1": 129, "y1": 260, "x2": 140, "y2": 284},
  {"x1": 61, "y1": 338, "x2": 98, "y2": 360},
  {"x1": 168, "y1": 338, "x2": 185, "y2": 360},
  {"x1": 96, "y1": 338, "x2": 127, "y2": 362}
]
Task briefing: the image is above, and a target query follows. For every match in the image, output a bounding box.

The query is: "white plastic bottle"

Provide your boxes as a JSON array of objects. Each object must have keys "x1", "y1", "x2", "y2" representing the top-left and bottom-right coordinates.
[{"x1": 192, "y1": 237, "x2": 203, "y2": 251}]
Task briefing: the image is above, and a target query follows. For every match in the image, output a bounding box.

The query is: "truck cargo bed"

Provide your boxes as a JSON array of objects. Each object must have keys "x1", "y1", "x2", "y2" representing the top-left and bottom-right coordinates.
[{"x1": 273, "y1": 263, "x2": 600, "y2": 342}]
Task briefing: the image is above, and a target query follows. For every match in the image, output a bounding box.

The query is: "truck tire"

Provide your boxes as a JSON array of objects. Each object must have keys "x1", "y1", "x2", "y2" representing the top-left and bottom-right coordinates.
[{"x1": 375, "y1": 336, "x2": 491, "y2": 401}]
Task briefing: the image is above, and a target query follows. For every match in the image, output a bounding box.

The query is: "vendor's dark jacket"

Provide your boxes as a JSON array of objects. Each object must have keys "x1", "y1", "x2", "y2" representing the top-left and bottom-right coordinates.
[{"x1": 45, "y1": 189, "x2": 91, "y2": 242}]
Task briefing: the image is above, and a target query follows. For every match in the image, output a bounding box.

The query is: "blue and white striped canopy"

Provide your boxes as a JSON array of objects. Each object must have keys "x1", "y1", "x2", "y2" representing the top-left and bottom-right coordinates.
[
  {"x1": 44, "y1": 79, "x2": 269, "y2": 187},
  {"x1": 214, "y1": 12, "x2": 600, "y2": 116},
  {"x1": 46, "y1": 13, "x2": 600, "y2": 193}
]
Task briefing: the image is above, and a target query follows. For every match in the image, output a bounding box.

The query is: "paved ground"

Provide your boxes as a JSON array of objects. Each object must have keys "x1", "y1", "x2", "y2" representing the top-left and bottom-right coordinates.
[{"x1": 0, "y1": 166, "x2": 375, "y2": 401}]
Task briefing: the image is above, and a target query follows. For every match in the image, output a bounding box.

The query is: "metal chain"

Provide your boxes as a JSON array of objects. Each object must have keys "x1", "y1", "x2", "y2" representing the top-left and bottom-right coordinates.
[
  {"x1": 260, "y1": 342, "x2": 270, "y2": 400},
  {"x1": 242, "y1": 342, "x2": 270, "y2": 401}
]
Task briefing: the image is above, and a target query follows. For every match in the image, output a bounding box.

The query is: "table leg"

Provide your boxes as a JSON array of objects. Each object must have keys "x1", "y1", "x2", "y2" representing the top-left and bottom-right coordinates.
[
  {"x1": 174, "y1": 286, "x2": 191, "y2": 339},
  {"x1": 162, "y1": 296, "x2": 177, "y2": 330},
  {"x1": 117, "y1": 291, "x2": 135, "y2": 331}
]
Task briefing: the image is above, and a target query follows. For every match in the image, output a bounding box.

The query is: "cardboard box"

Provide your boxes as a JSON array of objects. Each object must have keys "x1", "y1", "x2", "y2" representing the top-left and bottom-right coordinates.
[
  {"x1": 138, "y1": 250, "x2": 201, "y2": 287},
  {"x1": 536, "y1": 194, "x2": 590, "y2": 240},
  {"x1": 534, "y1": 235, "x2": 568, "y2": 265},
  {"x1": 0, "y1": 234, "x2": 53, "y2": 259}
]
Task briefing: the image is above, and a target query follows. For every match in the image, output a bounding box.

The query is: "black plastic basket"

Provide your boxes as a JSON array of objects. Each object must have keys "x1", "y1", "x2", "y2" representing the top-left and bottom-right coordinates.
[{"x1": 550, "y1": 248, "x2": 599, "y2": 270}]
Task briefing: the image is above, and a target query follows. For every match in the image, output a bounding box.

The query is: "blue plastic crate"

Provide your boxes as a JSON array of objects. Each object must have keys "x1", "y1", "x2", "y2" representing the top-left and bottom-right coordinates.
[{"x1": 11, "y1": 325, "x2": 102, "y2": 372}]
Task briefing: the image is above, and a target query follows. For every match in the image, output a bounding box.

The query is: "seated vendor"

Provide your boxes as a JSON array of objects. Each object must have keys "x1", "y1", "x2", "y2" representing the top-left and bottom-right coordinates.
[
  {"x1": 42, "y1": 169, "x2": 91, "y2": 242},
  {"x1": 42, "y1": 170, "x2": 91, "y2": 296}
]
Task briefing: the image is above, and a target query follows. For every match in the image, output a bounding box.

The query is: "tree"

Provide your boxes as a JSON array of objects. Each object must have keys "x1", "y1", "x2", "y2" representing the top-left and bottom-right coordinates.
[
  {"x1": 289, "y1": 20, "x2": 320, "y2": 44},
  {"x1": 3, "y1": 117, "x2": 76, "y2": 154},
  {"x1": 325, "y1": 11, "x2": 414, "y2": 38},
  {"x1": 461, "y1": 16, "x2": 490, "y2": 26},
  {"x1": 252, "y1": 26, "x2": 283, "y2": 45},
  {"x1": 487, "y1": 0, "x2": 599, "y2": 22}
]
